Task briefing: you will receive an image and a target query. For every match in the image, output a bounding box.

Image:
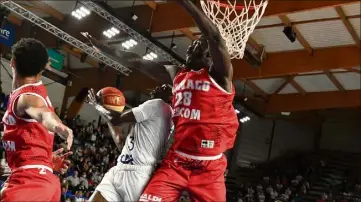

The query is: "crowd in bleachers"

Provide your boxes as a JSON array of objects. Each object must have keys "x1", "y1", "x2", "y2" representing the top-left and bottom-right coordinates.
[
  {"x1": 233, "y1": 153, "x2": 318, "y2": 202},
  {"x1": 229, "y1": 152, "x2": 361, "y2": 202},
  {"x1": 54, "y1": 114, "x2": 120, "y2": 202}
]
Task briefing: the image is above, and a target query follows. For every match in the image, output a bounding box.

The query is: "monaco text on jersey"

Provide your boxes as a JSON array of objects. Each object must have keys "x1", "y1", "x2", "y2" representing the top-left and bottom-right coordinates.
[{"x1": 172, "y1": 79, "x2": 210, "y2": 121}]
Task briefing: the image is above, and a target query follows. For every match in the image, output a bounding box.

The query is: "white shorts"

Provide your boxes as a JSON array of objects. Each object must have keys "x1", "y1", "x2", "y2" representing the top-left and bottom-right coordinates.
[{"x1": 91, "y1": 164, "x2": 155, "y2": 202}]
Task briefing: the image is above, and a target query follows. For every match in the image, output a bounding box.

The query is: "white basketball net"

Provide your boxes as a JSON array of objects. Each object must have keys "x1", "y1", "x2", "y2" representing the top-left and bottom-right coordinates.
[{"x1": 200, "y1": 0, "x2": 268, "y2": 59}]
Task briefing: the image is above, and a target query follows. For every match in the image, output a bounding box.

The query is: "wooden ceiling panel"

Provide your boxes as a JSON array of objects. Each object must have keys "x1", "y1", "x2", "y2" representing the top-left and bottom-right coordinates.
[{"x1": 129, "y1": 0, "x2": 360, "y2": 33}]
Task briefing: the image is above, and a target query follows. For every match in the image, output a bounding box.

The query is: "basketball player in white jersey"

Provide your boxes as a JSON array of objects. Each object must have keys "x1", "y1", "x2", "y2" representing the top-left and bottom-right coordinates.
[{"x1": 87, "y1": 85, "x2": 173, "y2": 202}]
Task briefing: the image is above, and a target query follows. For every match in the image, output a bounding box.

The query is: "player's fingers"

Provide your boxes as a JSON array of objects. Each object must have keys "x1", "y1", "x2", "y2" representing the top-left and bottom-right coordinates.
[
  {"x1": 87, "y1": 90, "x2": 93, "y2": 101},
  {"x1": 62, "y1": 165, "x2": 69, "y2": 170},
  {"x1": 63, "y1": 160, "x2": 71, "y2": 165},
  {"x1": 67, "y1": 135, "x2": 73, "y2": 150},
  {"x1": 61, "y1": 151, "x2": 73, "y2": 159},
  {"x1": 53, "y1": 148, "x2": 64, "y2": 155}
]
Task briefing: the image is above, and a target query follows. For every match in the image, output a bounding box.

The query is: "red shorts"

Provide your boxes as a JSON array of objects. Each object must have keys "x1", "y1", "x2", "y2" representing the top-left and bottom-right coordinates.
[
  {"x1": 140, "y1": 150, "x2": 227, "y2": 202},
  {"x1": 1, "y1": 167, "x2": 61, "y2": 202}
]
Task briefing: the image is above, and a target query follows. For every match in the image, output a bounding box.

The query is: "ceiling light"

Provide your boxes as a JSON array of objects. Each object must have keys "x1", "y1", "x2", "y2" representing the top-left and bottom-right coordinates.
[
  {"x1": 103, "y1": 27, "x2": 121, "y2": 39},
  {"x1": 71, "y1": 6, "x2": 90, "y2": 20},
  {"x1": 111, "y1": 27, "x2": 120, "y2": 34},
  {"x1": 80, "y1": 7, "x2": 90, "y2": 15},
  {"x1": 143, "y1": 53, "x2": 155, "y2": 61},
  {"x1": 149, "y1": 52, "x2": 157, "y2": 58},
  {"x1": 121, "y1": 39, "x2": 138, "y2": 50},
  {"x1": 103, "y1": 31, "x2": 111, "y2": 38},
  {"x1": 239, "y1": 115, "x2": 250, "y2": 123},
  {"x1": 171, "y1": 42, "x2": 177, "y2": 49},
  {"x1": 129, "y1": 39, "x2": 137, "y2": 46}
]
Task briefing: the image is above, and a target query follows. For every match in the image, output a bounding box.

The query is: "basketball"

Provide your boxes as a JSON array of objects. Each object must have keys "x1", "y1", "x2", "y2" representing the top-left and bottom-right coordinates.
[{"x1": 97, "y1": 87, "x2": 126, "y2": 112}]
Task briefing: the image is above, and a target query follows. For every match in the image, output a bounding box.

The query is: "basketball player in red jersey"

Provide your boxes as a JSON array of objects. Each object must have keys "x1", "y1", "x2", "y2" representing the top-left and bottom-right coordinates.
[
  {"x1": 1, "y1": 38, "x2": 73, "y2": 201},
  {"x1": 140, "y1": 0, "x2": 238, "y2": 201}
]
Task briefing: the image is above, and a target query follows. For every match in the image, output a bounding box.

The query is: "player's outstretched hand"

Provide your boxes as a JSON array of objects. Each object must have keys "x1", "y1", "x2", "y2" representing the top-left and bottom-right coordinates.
[
  {"x1": 54, "y1": 124, "x2": 73, "y2": 150},
  {"x1": 81, "y1": 32, "x2": 92, "y2": 41},
  {"x1": 87, "y1": 88, "x2": 100, "y2": 106},
  {"x1": 87, "y1": 88, "x2": 113, "y2": 121},
  {"x1": 52, "y1": 148, "x2": 72, "y2": 174}
]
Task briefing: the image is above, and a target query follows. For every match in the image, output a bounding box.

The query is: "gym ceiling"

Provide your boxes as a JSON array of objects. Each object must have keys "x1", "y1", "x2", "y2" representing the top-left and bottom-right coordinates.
[{"x1": 0, "y1": 0, "x2": 360, "y2": 120}]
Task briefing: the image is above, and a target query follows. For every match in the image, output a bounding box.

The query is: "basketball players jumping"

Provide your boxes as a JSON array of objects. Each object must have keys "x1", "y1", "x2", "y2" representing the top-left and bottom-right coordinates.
[
  {"x1": 141, "y1": 0, "x2": 239, "y2": 201},
  {"x1": 1, "y1": 38, "x2": 73, "y2": 201},
  {"x1": 87, "y1": 85, "x2": 173, "y2": 202}
]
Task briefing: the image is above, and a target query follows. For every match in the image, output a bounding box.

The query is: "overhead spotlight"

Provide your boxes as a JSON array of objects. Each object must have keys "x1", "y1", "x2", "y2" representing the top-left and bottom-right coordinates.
[
  {"x1": 283, "y1": 26, "x2": 296, "y2": 43},
  {"x1": 130, "y1": 12, "x2": 138, "y2": 21},
  {"x1": 171, "y1": 43, "x2": 177, "y2": 50},
  {"x1": 121, "y1": 39, "x2": 138, "y2": 49},
  {"x1": 240, "y1": 116, "x2": 250, "y2": 123},
  {"x1": 236, "y1": 109, "x2": 251, "y2": 123},
  {"x1": 71, "y1": 6, "x2": 90, "y2": 20},
  {"x1": 143, "y1": 52, "x2": 158, "y2": 61},
  {"x1": 103, "y1": 27, "x2": 120, "y2": 39}
]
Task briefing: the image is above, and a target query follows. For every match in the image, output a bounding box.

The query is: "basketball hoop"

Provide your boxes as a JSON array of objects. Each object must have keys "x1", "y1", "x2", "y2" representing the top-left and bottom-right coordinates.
[{"x1": 200, "y1": 0, "x2": 268, "y2": 59}]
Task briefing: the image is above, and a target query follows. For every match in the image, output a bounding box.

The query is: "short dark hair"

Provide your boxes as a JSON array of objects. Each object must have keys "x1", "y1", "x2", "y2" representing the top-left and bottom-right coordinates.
[{"x1": 11, "y1": 38, "x2": 48, "y2": 77}]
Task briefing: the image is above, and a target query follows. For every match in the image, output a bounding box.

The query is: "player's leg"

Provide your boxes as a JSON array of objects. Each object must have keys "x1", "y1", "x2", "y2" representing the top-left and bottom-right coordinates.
[
  {"x1": 140, "y1": 150, "x2": 188, "y2": 202},
  {"x1": 1, "y1": 169, "x2": 61, "y2": 201},
  {"x1": 121, "y1": 168, "x2": 153, "y2": 201},
  {"x1": 89, "y1": 166, "x2": 123, "y2": 202},
  {"x1": 50, "y1": 173, "x2": 62, "y2": 202},
  {"x1": 187, "y1": 155, "x2": 228, "y2": 202}
]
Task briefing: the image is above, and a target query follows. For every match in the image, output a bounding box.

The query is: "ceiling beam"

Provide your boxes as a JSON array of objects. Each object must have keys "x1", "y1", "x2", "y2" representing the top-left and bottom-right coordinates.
[
  {"x1": 325, "y1": 70, "x2": 345, "y2": 91},
  {"x1": 265, "y1": 90, "x2": 361, "y2": 113},
  {"x1": 279, "y1": 15, "x2": 313, "y2": 55},
  {"x1": 243, "y1": 80, "x2": 269, "y2": 100},
  {"x1": 144, "y1": 0, "x2": 157, "y2": 10},
  {"x1": 248, "y1": 37, "x2": 268, "y2": 59},
  {"x1": 29, "y1": 1, "x2": 64, "y2": 21},
  {"x1": 62, "y1": 45, "x2": 99, "y2": 68},
  {"x1": 152, "y1": 15, "x2": 361, "y2": 40},
  {"x1": 132, "y1": 0, "x2": 359, "y2": 33},
  {"x1": 335, "y1": 6, "x2": 361, "y2": 49},
  {"x1": 289, "y1": 79, "x2": 307, "y2": 96},
  {"x1": 232, "y1": 46, "x2": 361, "y2": 80},
  {"x1": 179, "y1": 28, "x2": 199, "y2": 41},
  {"x1": 348, "y1": 68, "x2": 361, "y2": 74},
  {"x1": 273, "y1": 75, "x2": 295, "y2": 95}
]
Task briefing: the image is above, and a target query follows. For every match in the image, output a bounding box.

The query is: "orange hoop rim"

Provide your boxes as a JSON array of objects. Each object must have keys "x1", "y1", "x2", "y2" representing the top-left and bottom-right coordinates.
[{"x1": 206, "y1": 0, "x2": 256, "y2": 10}]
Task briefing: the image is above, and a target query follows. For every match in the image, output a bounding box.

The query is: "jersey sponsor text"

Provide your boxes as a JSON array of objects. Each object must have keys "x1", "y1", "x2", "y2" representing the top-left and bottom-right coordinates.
[
  {"x1": 172, "y1": 79, "x2": 210, "y2": 121},
  {"x1": 139, "y1": 193, "x2": 162, "y2": 202},
  {"x1": 2, "y1": 141, "x2": 16, "y2": 151}
]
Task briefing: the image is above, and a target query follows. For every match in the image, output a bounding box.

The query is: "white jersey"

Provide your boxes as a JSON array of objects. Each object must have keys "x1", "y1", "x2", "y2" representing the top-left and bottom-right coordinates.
[{"x1": 117, "y1": 99, "x2": 172, "y2": 166}]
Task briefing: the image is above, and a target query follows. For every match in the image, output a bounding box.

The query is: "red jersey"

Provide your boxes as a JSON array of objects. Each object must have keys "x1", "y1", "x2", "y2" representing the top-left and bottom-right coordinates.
[
  {"x1": 2, "y1": 81, "x2": 54, "y2": 170},
  {"x1": 171, "y1": 68, "x2": 239, "y2": 156}
]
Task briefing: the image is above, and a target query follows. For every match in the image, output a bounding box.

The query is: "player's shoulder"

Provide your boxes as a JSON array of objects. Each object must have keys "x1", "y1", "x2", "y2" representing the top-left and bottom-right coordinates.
[
  {"x1": 142, "y1": 98, "x2": 165, "y2": 106},
  {"x1": 146, "y1": 99, "x2": 172, "y2": 115}
]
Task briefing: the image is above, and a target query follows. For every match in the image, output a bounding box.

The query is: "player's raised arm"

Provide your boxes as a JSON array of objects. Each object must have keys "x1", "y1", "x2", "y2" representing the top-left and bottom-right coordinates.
[
  {"x1": 81, "y1": 32, "x2": 116, "y2": 55},
  {"x1": 177, "y1": 0, "x2": 233, "y2": 85},
  {"x1": 16, "y1": 94, "x2": 73, "y2": 150}
]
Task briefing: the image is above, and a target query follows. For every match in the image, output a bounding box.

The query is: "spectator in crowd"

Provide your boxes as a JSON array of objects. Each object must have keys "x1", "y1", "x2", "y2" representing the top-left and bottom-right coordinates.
[{"x1": 66, "y1": 170, "x2": 80, "y2": 189}]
